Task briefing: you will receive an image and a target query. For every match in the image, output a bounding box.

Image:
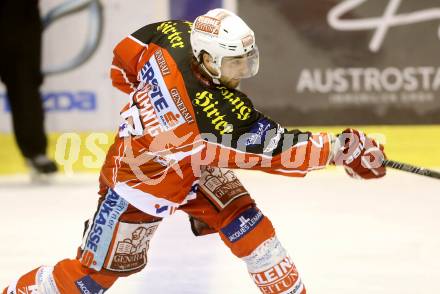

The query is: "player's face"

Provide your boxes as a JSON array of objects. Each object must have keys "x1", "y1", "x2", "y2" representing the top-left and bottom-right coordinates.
[
  {"x1": 220, "y1": 47, "x2": 259, "y2": 80},
  {"x1": 219, "y1": 76, "x2": 241, "y2": 88},
  {"x1": 202, "y1": 48, "x2": 259, "y2": 89}
]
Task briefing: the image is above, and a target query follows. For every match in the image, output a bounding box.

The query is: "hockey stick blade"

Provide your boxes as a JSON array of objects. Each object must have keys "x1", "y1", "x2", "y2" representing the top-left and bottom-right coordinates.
[{"x1": 383, "y1": 159, "x2": 440, "y2": 180}]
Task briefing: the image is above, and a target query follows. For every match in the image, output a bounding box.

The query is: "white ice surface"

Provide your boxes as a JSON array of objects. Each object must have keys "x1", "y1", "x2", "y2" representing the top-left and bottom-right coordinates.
[{"x1": 0, "y1": 169, "x2": 439, "y2": 294}]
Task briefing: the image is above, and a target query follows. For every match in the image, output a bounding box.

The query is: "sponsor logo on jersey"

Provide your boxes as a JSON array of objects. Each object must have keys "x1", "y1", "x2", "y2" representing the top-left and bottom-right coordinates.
[
  {"x1": 221, "y1": 207, "x2": 264, "y2": 243},
  {"x1": 246, "y1": 118, "x2": 272, "y2": 146},
  {"x1": 75, "y1": 276, "x2": 106, "y2": 294},
  {"x1": 170, "y1": 88, "x2": 194, "y2": 124},
  {"x1": 194, "y1": 16, "x2": 221, "y2": 35},
  {"x1": 193, "y1": 88, "x2": 253, "y2": 134},
  {"x1": 162, "y1": 111, "x2": 180, "y2": 126},
  {"x1": 200, "y1": 167, "x2": 247, "y2": 209},
  {"x1": 246, "y1": 118, "x2": 284, "y2": 153},
  {"x1": 131, "y1": 84, "x2": 163, "y2": 137},
  {"x1": 194, "y1": 91, "x2": 234, "y2": 134},
  {"x1": 217, "y1": 86, "x2": 252, "y2": 120},
  {"x1": 264, "y1": 125, "x2": 284, "y2": 153},
  {"x1": 82, "y1": 189, "x2": 128, "y2": 271},
  {"x1": 139, "y1": 58, "x2": 187, "y2": 132},
  {"x1": 154, "y1": 49, "x2": 170, "y2": 76},
  {"x1": 107, "y1": 222, "x2": 159, "y2": 272},
  {"x1": 156, "y1": 21, "x2": 192, "y2": 49}
]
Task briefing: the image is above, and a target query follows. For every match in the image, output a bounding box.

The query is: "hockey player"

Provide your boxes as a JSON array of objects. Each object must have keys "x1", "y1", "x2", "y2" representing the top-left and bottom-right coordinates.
[{"x1": 3, "y1": 8, "x2": 386, "y2": 294}]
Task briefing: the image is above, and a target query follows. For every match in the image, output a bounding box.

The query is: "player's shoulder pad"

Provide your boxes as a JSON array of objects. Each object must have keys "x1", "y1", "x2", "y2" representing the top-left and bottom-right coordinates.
[
  {"x1": 154, "y1": 20, "x2": 193, "y2": 49},
  {"x1": 131, "y1": 20, "x2": 193, "y2": 48},
  {"x1": 131, "y1": 21, "x2": 163, "y2": 44}
]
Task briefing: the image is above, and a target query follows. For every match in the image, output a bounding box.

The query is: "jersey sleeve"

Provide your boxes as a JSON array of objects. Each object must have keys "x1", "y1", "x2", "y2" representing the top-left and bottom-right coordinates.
[
  {"x1": 192, "y1": 86, "x2": 333, "y2": 177},
  {"x1": 110, "y1": 23, "x2": 160, "y2": 94}
]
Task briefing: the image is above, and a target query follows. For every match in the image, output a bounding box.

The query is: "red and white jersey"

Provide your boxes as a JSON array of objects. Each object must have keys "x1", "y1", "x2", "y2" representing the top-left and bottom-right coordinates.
[{"x1": 99, "y1": 20, "x2": 332, "y2": 217}]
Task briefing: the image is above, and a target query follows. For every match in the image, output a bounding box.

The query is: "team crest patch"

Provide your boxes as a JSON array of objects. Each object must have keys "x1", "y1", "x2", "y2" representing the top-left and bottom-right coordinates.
[
  {"x1": 199, "y1": 167, "x2": 248, "y2": 209},
  {"x1": 105, "y1": 222, "x2": 159, "y2": 272}
]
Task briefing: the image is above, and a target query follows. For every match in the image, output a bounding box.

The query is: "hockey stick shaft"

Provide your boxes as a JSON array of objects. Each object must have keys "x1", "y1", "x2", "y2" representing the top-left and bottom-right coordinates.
[{"x1": 383, "y1": 159, "x2": 440, "y2": 179}]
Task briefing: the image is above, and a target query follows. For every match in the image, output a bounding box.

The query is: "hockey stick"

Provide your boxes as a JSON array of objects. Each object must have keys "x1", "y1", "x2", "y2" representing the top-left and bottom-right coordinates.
[{"x1": 383, "y1": 159, "x2": 440, "y2": 179}]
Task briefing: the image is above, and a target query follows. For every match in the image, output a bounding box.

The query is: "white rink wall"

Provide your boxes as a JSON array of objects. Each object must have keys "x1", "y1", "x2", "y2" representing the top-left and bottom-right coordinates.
[{"x1": 0, "y1": 169, "x2": 439, "y2": 294}]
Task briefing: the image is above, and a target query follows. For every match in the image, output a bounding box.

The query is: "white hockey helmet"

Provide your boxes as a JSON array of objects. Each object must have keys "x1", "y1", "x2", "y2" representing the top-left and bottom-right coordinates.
[{"x1": 190, "y1": 8, "x2": 259, "y2": 81}]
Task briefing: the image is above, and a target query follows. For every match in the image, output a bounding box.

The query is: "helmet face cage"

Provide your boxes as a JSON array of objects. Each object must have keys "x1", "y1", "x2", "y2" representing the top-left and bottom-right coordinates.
[{"x1": 191, "y1": 9, "x2": 259, "y2": 81}]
